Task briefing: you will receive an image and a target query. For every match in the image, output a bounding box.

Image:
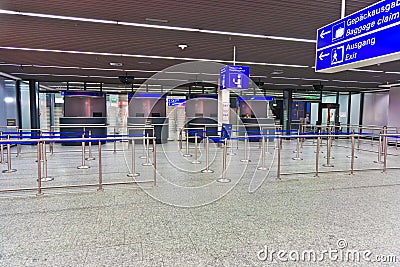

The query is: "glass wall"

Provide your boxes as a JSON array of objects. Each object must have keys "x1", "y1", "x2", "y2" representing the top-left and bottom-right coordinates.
[
  {"x1": 0, "y1": 77, "x2": 18, "y2": 127},
  {"x1": 350, "y1": 93, "x2": 361, "y2": 126}
]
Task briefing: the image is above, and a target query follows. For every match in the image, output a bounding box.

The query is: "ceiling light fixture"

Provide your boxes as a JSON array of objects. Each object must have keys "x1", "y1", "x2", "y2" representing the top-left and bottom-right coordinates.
[
  {"x1": 178, "y1": 44, "x2": 188, "y2": 50},
  {"x1": 109, "y1": 62, "x2": 123, "y2": 66},
  {"x1": 378, "y1": 83, "x2": 400, "y2": 88},
  {"x1": 145, "y1": 18, "x2": 169, "y2": 23},
  {"x1": 0, "y1": 46, "x2": 310, "y2": 68},
  {"x1": 349, "y1": 69, "x2": 384, "y2": 73},
  {"x1": 0, "y1": 9, "x2": 315, "y2": 43}
]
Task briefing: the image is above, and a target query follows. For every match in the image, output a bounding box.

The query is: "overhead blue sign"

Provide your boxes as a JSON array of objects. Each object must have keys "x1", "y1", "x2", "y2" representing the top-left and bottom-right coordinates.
[
  {"x1": 316, "y1": 0, "x2": 400, "y2": 73},
  {"x1": 167, "y1": 98, "x2": 186, "y2": 107},
  {"x1": 220, "y1": 65, "x2": 250, "y2": 90}
]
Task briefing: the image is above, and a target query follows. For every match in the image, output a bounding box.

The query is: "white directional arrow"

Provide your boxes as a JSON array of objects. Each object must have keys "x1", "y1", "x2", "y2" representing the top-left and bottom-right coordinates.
[
  {"x1": 320, "y1": 29, "x2": 331, "y2": 39},
  {"x1": 319, "y1": 52, "x2": 330, "y2": 61}
]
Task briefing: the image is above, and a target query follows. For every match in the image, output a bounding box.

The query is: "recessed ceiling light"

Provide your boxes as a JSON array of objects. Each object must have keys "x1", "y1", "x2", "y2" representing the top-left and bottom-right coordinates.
[
  {"x1": 138, "y1": 61, "x2": 152, "y2": 64},
  {"x1": 109, "y1": 62, "x2": 123, "y2": 66},
  {"x1": 271, "y1": 70, "x2": 283, "y2": 75},
  {"x1": 178, "y1": 44, "x2": 188, "y2": 50}
]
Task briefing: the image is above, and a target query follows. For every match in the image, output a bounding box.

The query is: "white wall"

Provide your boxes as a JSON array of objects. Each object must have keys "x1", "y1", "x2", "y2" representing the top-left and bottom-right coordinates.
[
  {"x1": 362, "y1": 92, "x2": 389, "y2": 126},
  {"x1": 388, "y1": 87, "x2": 400, "y2": 126}
]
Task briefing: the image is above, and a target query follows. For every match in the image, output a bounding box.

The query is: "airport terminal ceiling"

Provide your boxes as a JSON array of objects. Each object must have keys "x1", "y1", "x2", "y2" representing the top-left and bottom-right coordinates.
[{"x1": 0, "y1": 0, "x2": 399, "y2": 92}]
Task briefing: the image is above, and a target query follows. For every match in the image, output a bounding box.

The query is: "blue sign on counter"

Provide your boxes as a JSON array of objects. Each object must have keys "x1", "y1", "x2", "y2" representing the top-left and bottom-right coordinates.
[
  {"x1": 220, "y1": 65, "x2": 250, "y2": 90},
  {"x1": 167, "y1": 98, "x2": 186, "y2": 107},
  {"x1": 316, "y1": 0, "x2": 400, "y2": 73}
]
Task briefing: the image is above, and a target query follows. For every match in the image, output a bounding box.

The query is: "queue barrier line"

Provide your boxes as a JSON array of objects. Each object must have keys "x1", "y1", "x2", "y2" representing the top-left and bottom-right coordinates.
[{"x1": 0, "y1": 136, "x2": 157, "y2": 196}]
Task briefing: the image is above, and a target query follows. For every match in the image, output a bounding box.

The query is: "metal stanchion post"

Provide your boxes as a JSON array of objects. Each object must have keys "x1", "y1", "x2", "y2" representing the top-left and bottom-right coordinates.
[
  {"x1": 153, "y1": 139, "x2": 157, "y2": 187},
  {"x1": 86, "y1": 130, "x2": 95, "y2": 160},
  {"x1": 202, "y1": 137, "x2": 214, "y2": 173},
  {"x1": 347, "y1": 130, "x2": 358, "y2": 159},
  {"x1": 127, "y1": 138, "x2": 140, "y2": 177},
  {"x1": 36, "y1": 142, "x2": 43, "y2": 196},
  {"x1": 315, "y1": 136, "x2": 320, "y2": 177},
  {"x1": 179, "y1": 128, "x2": 182, "y2": 150},
  {"x1": 50, "y1": 126, "x2": 54, "y2": 155},
  {"x1": 217, "y1": 138, "x2": 231, "y2": 183},
  {"x1": 396, "y1": 127, "x2": 398, "y2": 150},
  {"x1": 292, "y1": 131, "x2": 303, "y2": 160},
  {"x1": 374, "y1": 132, "x2": 383, "y2": 164},
  {"x1": 241, "y1": 133, "x2": 251, "y2": 163},
  {"x1": 276, "y1": 137, "x2": 281, "y2": 180},
  {"x1": 140, "y1": 129, "x2": 147, "y2": 159},
  {"x1": 2, "y1": 135, "x2": 17, "y2": 173},
  {"x1": 350, "y1": 133, "x2": 355, "y2": 175},
  {"x1": 192, "y1": 133, "x2": 200, "y2": 164},
  {"x1": 227, "y1": 138, "x2": 236, "y2": 156},
  {"x1": 258, "y1": 136, "x2": 267, "y2": 170},
  {"x1": 322, "y1": 135, "x2": 334, "y2": 167},
  {"x1": 97, "y1": 141, "x2": 103, "y2": 192},
  {"x1": 17, "y1": 130, "x2": 21, "y2": 157},
  {"x1": 41, "y1": 141, "x2": 54, "y2": 182},
  {"x1": 0, "y1": 131, "x2": 3, "y2": 164},
  {"x1": 183, "y1": 129, "x2": 192, "y2": 157},
  {"x1": 113, "y1": 127, "x2": 117, "y2": 153},
  {"x1": 383, "y1": 127, "x2": 388, "y2": 173},
  {"x1": 142, "y1": 134, "x2": 152, "y2": 166},
  {"x1": 77, "y1": 134, "x2": 89, "y2": 169}
]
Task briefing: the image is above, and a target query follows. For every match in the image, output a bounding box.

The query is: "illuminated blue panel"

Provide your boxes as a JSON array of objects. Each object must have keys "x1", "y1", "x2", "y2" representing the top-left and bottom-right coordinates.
[{"x1": 316, "y1": 0, "x2": 400, "y2": 73}]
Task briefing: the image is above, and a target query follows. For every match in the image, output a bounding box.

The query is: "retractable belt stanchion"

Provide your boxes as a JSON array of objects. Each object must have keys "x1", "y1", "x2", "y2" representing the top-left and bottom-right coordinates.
[
  {"x1": 258, "y1": 136, "x2": 267, "y2": 170},
  {"x1": 383, "y1": 127, "x2": 388, "y2": 173},
  {"x1": 17, "y1": 129, "x2": 21, "y2": 157},
  {"x1": 77, "y1": 134, "x2": 90, "y2": 169},
  {"x1": 201, "y1": 137, "x2": 214, "y2": 173},
  {"x1": 142, "y1": 134, "x2": 152, "y2": 166},
  {"x1": 41, "y1": 141, "x2": 54, "y2": 182},
  {"x1": 127, "y1": 138, "x2": 140, "y2": 177},
  {"x1": 276, "y1": 137, "x2": 281, "y2": 181},
  {"x1": 323, "y1": 135, "x2": 334, "y2": 167},
  {"x1": 86, "y1": 130, "x2": 95, "y2": 161},
  {"x1": 227, "y1": 136, "x2": 236, "y2": 156},
  {"x1": 140, "y1": 129, "x2": 147, "y2": 159},
  {"x1": 36, "y1": 141, "x2": 43, "y2": 196},
  {"x1": 241, "y1": 133, "x2": 251, "y2": 163},
  {"x1": 113, "y1": 127, "x2": 117, "y2": 153},
  {"x1": 350, "y1": 133, "x2": 355, "y2": 175},
  {"x1": 2, "y1": 135, "x2": 17, "y2": 173},
  {"x1": 97, "y1": 141, "x2": 103, "y2": 192},
  {"x1": 153, "y1": 139, "x2": 157, "y2": 187},
  {"x1": 217, "y1": 138, "x2": 231, "y2": 183},
  {"x1": 183, "y1": 129, "x2": 192, "y2": 157},
  {"x1": 179, "y1": 128, "x2": 183, "y2": 150},
  {"x1": 347, "y1": 130, "x2": 358, "y2": 159},
  {"x1": 374, "y1": 131, "x2": 383, "y2": 164},
  {"x1": 191, "y1": 133, "x2": 200, "y2": 164},
  {"x1": 0, "y1": 131, "x2": 3, "y2": 164},
  {"x1": 292, "y1": 130, "x2": 303, "y2": 160},
  {"x1": 396, "y1": 127, "x2": 398, "y2": 150},
  {"x1": 50, "y1": 126, "x2": 54, "y2": 155},
  {"x1": 315, "y1": 136, "x2": 320, "y2": 177}
]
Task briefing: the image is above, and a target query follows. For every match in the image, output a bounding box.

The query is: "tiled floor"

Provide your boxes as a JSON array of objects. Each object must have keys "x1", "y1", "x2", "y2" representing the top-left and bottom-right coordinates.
[{"x1": 0, "y1": 138, "x2": 399, "y2": 266}]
